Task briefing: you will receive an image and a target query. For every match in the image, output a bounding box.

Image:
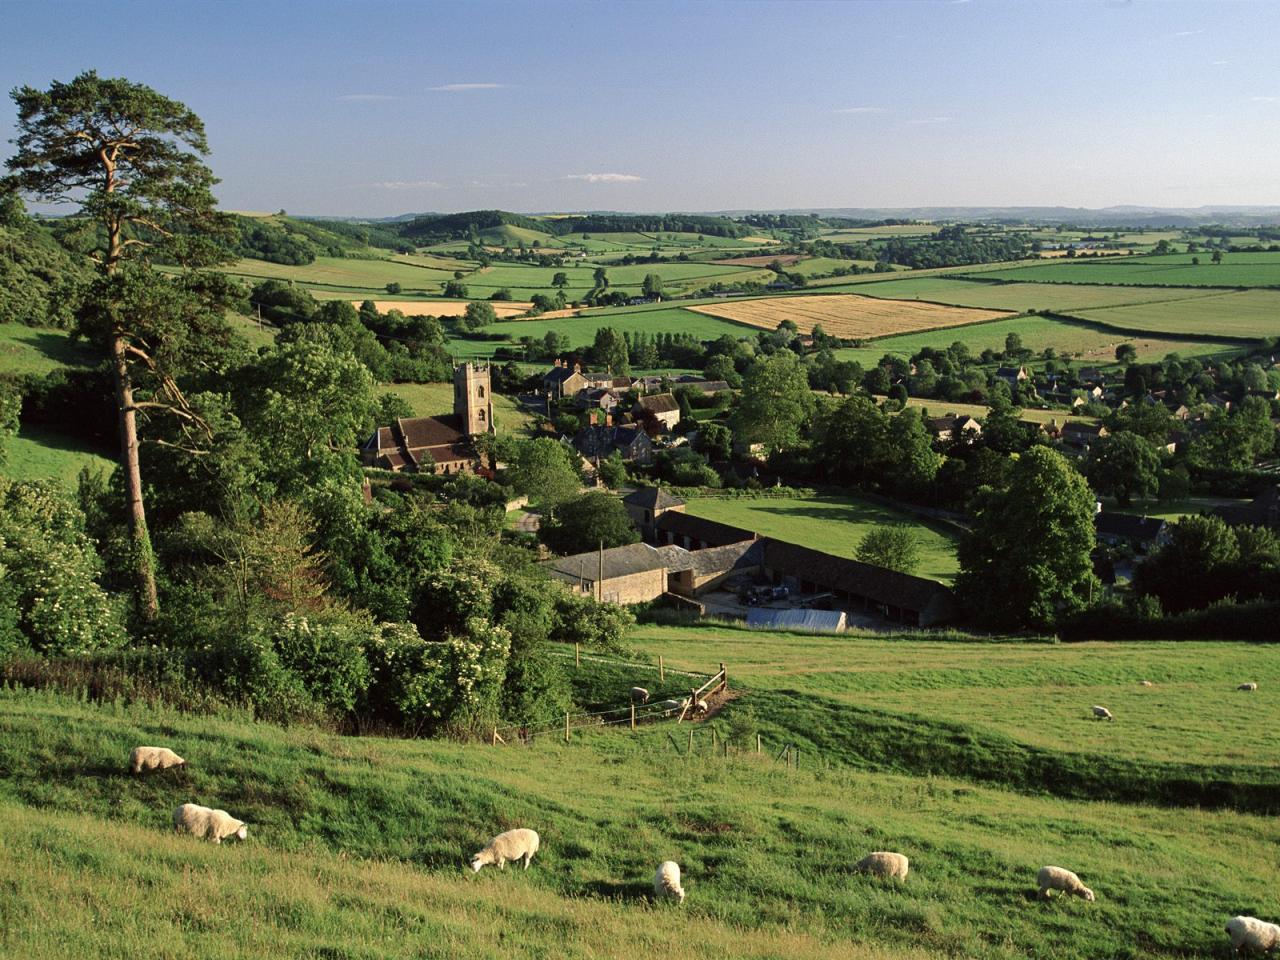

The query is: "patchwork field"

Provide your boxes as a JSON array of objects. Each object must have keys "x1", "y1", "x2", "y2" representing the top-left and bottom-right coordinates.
[
  {"x1": 683, "y1": 494, "x2": 960, "y2": 582},
  {"x1": 333, "y1": 298, "x2": 535, "y2": 318},
  {"x1": 1063, "y1": 288, "x2": 1280, "y2": 340},
  {"x1": 688, "y1": 294, "x2": 1013, "y2": 340},
  {"x1": 828, "y1": 277, "x2": 1222, "y2": 312},
  {"x1": 968, "y1": 252, "x2": 1280, "y2": 288},
  {"x1": 220, "y1": 256, "x2": 462, "y2": 292},
  {"x1": 461, "y1": 262, "x2": 773, "y2": 300},
  {"x1": 833, "y1": 313, "x2": 1239, "y2": 365}
]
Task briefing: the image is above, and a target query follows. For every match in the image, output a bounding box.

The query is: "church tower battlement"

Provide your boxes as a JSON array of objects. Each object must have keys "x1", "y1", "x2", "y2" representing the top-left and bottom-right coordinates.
[{"x1": 454, "y1": 362, "x2": 495, "y2": 436}]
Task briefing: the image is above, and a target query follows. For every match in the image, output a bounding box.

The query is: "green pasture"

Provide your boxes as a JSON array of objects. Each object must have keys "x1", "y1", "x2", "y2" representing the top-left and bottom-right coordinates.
[
  {"x1": 1100, "y1": 495, "x2": 1250, "y2": 521},
  {"x1": 0, "y1": 323, "x2": 96, "y2": 377},
  {"x1": 462, "y1": 261, "x2": 771, "y2": 299},
  {"x1": 819, "y1": 224, "x2": 941, "y2": 240},
  {"x1": 683, "y1": 494, "x2": 959, "y2": 582},
  {"x1": 2, "y1": 424, "x2": 114, "y2": 486},
  {"x1": 1066, "y1": 289, "x2": 1280, "y2": 340},
  {"x1": 838, "y1": 277, "x2": 1222, "y2": 312},
  {"x1": 878, "y1": 396, "x2": 1093, "y2": 426},
  {"x1": 832, "y1": 313, "x2": 1237, "y2": 365},
  {"x1": 3, "y1": 684, "x2": 1278, "y2": 959},
  {"x1": 966, "y1": 253, "x2": 1280, "y2": 289},
  {"x1": 219, "y1": 255, "x2": 460, "y2": 294}
]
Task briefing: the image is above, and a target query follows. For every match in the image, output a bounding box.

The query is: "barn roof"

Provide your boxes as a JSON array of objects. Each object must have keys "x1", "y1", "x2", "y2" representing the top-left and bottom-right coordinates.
[
  {"x1": 635, "y1": 393, "x2": 679, "y2": 414},
  {"x1": 623, "y1": 486, "x2": 685, "y2": 511},
  {"x1": 761, "y1": 539, "x2": 955, "y2": 614},
  {"x1": 655, "y1": 511, "x2": 756, "y2": 547},
  {"x1": 543, "y1": 542, "x2": 691, "y2": 582}
]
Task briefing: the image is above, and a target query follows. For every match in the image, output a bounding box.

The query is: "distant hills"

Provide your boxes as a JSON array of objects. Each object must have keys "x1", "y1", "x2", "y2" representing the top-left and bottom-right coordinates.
[{"x1": 711, "y1": 206, "x2": 1280, "y2": 228}]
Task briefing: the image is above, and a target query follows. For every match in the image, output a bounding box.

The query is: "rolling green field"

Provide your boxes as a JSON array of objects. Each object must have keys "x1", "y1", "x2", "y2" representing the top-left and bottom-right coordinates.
[
  {"x1": 967, "y1": 253, "x2": 1280, "y2": 289},
  {"x1": 879, "y1": 396, "x2": 1095, "y2": 426},
  {"x1": 461, "y1": 261, "x2": 773, "y2": 300},
  {"x1": 447, "y1": 306, "x2": 756, "y2": 360},
  {"x1": 833, "y1": 313, "x2": 1236, "y2": 365},
  {"x1": 836, "y1": 277, "x2": 1222, "y2": 313},
  {"x1": 4, "y1": 647, "x2": 1279, "y2": 960},
  {"x1": 1064, "y1": 289, "x2": 1280, "y2": 340},
  {"x1": 3, "y1": 424, "x2": 115, "y2": 485},
  {"x1": 0, "y1": 322, "x2": 96, "y2": 376},
  {"x1": 220, "y1": 255, "x2": 463, "y2": 293},
  {"x1": 683, "y1": 494, "x2": 960, "y2": 582}
]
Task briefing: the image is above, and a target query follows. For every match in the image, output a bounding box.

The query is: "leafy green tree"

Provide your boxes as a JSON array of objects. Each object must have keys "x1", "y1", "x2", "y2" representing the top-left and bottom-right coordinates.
[
  {"x1": 540, "y1": 491, "x2": 640, "y2": 555},
  {"x1": 385, "y1": 282, "x2": 402, "y2": 295},
  {"x1": 592, "y1": 267, "x2": 609, "y2": 290},
  {"x1": 695, "y1": 422, "x2": 733, "y2": 462},
  {"x1": 704, "y1": 354, "x2": 741, "y2": 387},
  {"x1": 442, "y1": 280, "x2": 468, "y2": 298},
  {"x1": 731, "y1": 353, "x2": 815, "y2": 455},
  {"x1": 597, "y1": 452, "x2": 628, "y2": 489},
  {"x1": 856, "y1": 525, "x2": 920, "y2": 574},
  {"x1": 0, "y1": 381, "x2": 19, "y2": 466},
  {"x1": 460, "y1": 300, "x2": 497, "y2": 331},
  {"x1": 885, "y1": 410, "x2": 940, "y2": 496},
  {"x1": 552, "y1": 272, "x2": 569, "y2": 290},
  {"x1": 812, "y1": 395, "x2": 888, "y2": 486},
  {"x1": 1114, "y1": 343, "x2": 1137, "y2": 364},
  {"x1": 506, "y1": 438, "x2": 581, "y2": 519},
  {"x1": 5, "y1": 72, "x2": 235, "y2": 618},
  {"x1": 1133, "y1": 514, "x2": 1241, "y2": 614},
  {"x1": 1086, "y1": 432, "x2": 1161, "y2": 506},
  {"x1": 957, "y1": 447, "x2": 1099, "y2": 629},
  {"x1": 590, "y1": 326, "x2": 630, "y2": 374},
  {"x1": 641, "y1": 273, "x2": 664, "y2": 300}
]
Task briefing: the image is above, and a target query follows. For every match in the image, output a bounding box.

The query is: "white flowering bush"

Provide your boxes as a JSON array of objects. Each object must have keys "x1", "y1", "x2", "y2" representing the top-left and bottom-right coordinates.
[
  {"x1": 0, "y1": 478, "x2": 126, "y2": 657},
  {"x1": 270, "y1": 609, "x2": 374, "y2": 714}
]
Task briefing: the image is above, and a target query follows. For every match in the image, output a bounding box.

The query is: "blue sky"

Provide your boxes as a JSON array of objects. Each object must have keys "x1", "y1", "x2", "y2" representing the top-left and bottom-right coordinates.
[{"x1": 3, "y1": 0, "x2": 1278, "y2": 215}]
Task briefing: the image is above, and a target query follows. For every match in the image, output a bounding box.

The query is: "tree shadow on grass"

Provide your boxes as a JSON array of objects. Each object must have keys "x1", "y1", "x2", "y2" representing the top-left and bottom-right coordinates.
[{"x1": 580, "y1": 878, "x2": 653, "y2": 902}]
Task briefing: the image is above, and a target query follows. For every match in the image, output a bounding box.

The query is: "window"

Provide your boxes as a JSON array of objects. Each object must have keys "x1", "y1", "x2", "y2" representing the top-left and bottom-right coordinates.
[
  {"x1": 477, "y1": 385, "x2": 485, "y2": 397},
  {"x1": 478, "y1": 410, "x2": 486, "y2": 422}
]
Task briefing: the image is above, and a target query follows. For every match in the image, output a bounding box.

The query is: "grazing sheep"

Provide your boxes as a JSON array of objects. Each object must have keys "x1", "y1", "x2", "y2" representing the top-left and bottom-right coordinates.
[
  {"x1": 630, "y1": 687, "x2": 650, "y2": 704},
  {"x1": 1092, "y1": 705, "x2": 1114, "y2": 721},
  {"x1": 1226, "y1": 916, "x2": 1280, "y2": 955},
  {"x1": 653, "y1": 861, "x2": 685, "y2": 903},
  {"x1": 129, "y1": 746, "x2": 186, "y2": 775},
  {"x1": 469, "y1": 828, "x2": 540, "y2": 873},
  {"x1": 694, "y1": 698, "x2": 709, "y2": 716},
  {"x1": 653, "y1": 699, "x2": 682, "y2": 714},
  {"x1": 855, "y1": 851, "x2": 909, "y2": 880},
  {"x1": 1238, "y1": 682, "x2": 1259, "y2": 692},
  {"x1": 172, "y1": 803, "x2": 247, "y2": 844},
  {"x1": 1037, "y1": 865, "x2": 1094, "y2": 902},
  {"x1": 1138, "y1": 680, "x2": 1154, "y2": 687}
]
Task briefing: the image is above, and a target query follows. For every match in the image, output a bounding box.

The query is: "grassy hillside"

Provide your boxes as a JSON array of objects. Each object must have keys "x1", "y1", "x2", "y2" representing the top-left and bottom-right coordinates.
[
  {"x1": 2, "y1": 685, "x2": 1277, "y2": 959},
  {"x1": 968, "y1": 253, "x2": 1280, "y2": 288}
]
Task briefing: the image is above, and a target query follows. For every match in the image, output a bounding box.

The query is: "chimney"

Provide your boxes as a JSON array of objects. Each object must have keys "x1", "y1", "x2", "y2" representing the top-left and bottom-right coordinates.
[
  {"x1": 554, "y1": 358, "x2": 562, "y2": 368},
  {"x1": 605, "y1": 413, "x2": 613, "y2": 427},
  {"x1": 589, "y1": 410, "x2": 599, "y2": 426},
  {"x1": 573, "y1": 362, "x2": 582, "y2": 373}
]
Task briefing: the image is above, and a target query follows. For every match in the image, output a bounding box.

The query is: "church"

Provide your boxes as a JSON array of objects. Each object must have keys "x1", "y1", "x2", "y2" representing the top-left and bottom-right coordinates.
[{"x1": 360, "y1": 363, "x2": 495, "y2": 474}]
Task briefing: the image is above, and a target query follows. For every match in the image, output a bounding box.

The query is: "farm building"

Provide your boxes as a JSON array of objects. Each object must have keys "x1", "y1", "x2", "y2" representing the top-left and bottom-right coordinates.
[
  {"x1": 1212, "y1": 485, "x2": 1280, "y2": 529},
  {"x1": 666, "y1": 540, "x2": 765, "y2": 597},
  {"x1": 361, "y1": 363, "x2": 492, "y2": 474},
  {"x1": 577, "y1": 387, "x2": 622, "y2": 413},
  {"x1": 1061, "y1": 421, "x2": 1108, "y2": 450},
  {"x1": 543, "y1": 543, "x2": 689, "y2": 605},
  {"x1": 653, "y1": 511, "x2": 757, "y2": 550},
  {"x1": 746, "y1": 607, "x2": 847, "y2": 633},
  {"x1": 760, "y1": 539, "x2": 959, "y2": 627},
  {"x1": 633, "y1": 393, "x2": 681, "y2": 431},
  {"x1": 573, "y1": 420, "x2": 654, "y2": 465},
  {"x1": 623, "y1": 486, "x2": 685, "y2": 538},
  {"x1": 995, "y1": 365, "x2": 1031, "y2": 390},
  {"x1": 1095, "y1": 513, "x2": 1169, "y2": 548},
  {"x1": 927, "y1": 415, "x2": 982, "y2": 443}
]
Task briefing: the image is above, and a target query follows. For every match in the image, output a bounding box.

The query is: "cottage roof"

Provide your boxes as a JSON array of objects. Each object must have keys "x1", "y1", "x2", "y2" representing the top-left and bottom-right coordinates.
[
  {"x1": 655, "y1": 511, "x2": 756, "y2": 547},
  {"x1": 635, "y1": 393, "x2": 680, "y2": 414},
  {"x1": 761, "y1": 539, "x2": 955, "y2": 613},
  {"x1": 682, "y1": 539, "x2": 764, "y2": 577},
  {"x1": 397, "y1": 415, "x2": 465, "y2": 449},
  {"x1": 1095, "y1": 513, "x2": 1166, "y2": 542},
  {"x1": 1062, "y1": 421, "x2": 1106, "y2": 439},
  {"x1": 623, "y1": 487, "x2": 685, "y2": 511},
  {"x1": 543, "y1": 366, "x2": 583, "y2": 385}
]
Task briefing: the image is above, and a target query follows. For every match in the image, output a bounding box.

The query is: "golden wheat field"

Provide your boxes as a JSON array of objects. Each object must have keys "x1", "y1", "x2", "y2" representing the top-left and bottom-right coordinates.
[{"x1": 688, "y1": 294, "x2": 1013, "y2": 339}]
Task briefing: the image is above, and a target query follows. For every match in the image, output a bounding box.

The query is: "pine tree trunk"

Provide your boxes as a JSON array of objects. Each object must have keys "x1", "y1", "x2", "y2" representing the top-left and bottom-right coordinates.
[{"x1": 112, "y1": 332, "x2": 159, "y2": 619}]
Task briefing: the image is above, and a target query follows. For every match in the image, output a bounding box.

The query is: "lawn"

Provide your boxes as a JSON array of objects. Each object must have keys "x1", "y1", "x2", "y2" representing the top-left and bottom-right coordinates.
[
  {"x1": 832, "y1": 313, "x2": 1237, "y2": 365},
  {"x1": 878, "y1": 395, "x2": 1094, "y2": 426},
  {"x1": 1065, "y1": 289, "x2": 1280, "y2": 340},
  {"x1": 683, "y1": 494, "x2": 960, "y2": 582},
  {"x1": 965, "y1": 253, "x2": 1280, "y2": 289},
  {"x1": 2, "y1": 686, "x2": 1278, "y2": 960},
  {"x1": 3, "y1": 424, "x2": 115, "y2": 486},
  {"x1": 1101, "y1": 495, "x2": 1250, "y2": 521}
]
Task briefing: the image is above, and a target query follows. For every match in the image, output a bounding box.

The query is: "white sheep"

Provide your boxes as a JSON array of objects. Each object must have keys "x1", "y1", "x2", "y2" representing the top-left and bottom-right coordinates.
[
  {"x1": 653, "y1": 699, "x2": 682, "y2": 714},
  {"x1": 469, "y1": 828, "x2": 540, "y2": 872},
  {"x1": 1238, "y1": 682, "x2": 1259, "y2": 692},
  {"x1": 1037, "y1": 865, "x2": 1094, "y2": 901},
  {"x1": 1092, "y1": 705, "x2": 1114, "y2": 721},
  {"x1": 653, "y1": 860, "x2": 685, "y2": 903},
  {"x1": 694, "y1": 698, "x2": 709, "y2": 716},
  {"x1": 1226, "y1": 916, "x2": 1280, "y2": 955},
  {"x1": 172, "y1": 803, "x2": 247, "y2": 844},
  {"x1": 129, "y1": 746, "x2": 186, "y2": 775},
  {"x1": 855, "y1": 851, "x2": 909, "y2": 880},
  {"x1": 630, "y1": 687, "x2": 650, "y2": 704},
  {"x1": 1138, "y1": 680, "x2": 1154, "y2": 687}
]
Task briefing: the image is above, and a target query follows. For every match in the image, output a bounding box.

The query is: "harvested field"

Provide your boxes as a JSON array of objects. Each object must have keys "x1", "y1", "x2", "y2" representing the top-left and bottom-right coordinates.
[
  {"x1": 688, "y1": 294, "x2": 1013, "y2": 339},
  {"x1": 343, "y1": 299, "x2": 533, "y2": 318},
  {"x1": 710, "y1": 253, "x2": 805, "y2": 267}
]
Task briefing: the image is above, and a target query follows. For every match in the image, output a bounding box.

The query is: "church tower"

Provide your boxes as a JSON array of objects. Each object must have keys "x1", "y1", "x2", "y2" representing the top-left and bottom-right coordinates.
[{"x1": 454, "y1": 362, "x2": 495, "y2": 435}]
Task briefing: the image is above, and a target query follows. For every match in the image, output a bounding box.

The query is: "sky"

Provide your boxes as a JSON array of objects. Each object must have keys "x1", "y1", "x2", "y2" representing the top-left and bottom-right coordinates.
[{"x1": 2, "y1": 0, "x2": 1278, "y2": 217}]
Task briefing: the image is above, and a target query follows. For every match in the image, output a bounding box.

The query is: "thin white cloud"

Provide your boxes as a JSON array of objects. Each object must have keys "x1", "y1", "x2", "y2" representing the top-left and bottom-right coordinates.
[
  {"x1": 833, "y1": 106, "x2": 886, "y2": 115},
  {"x1": 906, "y1": 116, "x2": 954, "y2": 125},
  {"x1": 369, "y1": 180, "x2": 445, "y2": 190},
  {"x1": 429, "y1": 83, "x2": 506, "y2": 92},
  {"x1": 1212, "y1": 60, "x2": 1231, "y2": 65},
  {"x1": 338, "y1": 94, "x2": 398, "y2": 102},
  {"x1": 1251, "y1": 96, "x2": 1280, "y2": 103},
  {"x1": 563, "y1": 173, "x2": 644, "y2": 183}
]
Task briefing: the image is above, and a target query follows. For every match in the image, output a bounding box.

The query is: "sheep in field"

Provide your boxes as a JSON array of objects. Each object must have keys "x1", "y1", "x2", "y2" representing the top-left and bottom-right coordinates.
[
  {"x1": 1225, "y1": 916, "x2": 1280, "y2": 955},
  {"x1": 1238, "y1": 682, "x2": 1259, "y2": 692},
  {"x1": 1138, "y1": 680, "x2": 1154, "y2": 687},
  {"x1": 630, "y1": 687, "x2": 650, "y2": 704},
  {"x1": 653, "y1": 699, "x2": 682, "y2": 715},
  {"x1": 1092, "y1": 705, "x2": 1114, "y2": 721},
  {"x1": 653, "y1": 861, "x2": 685, "y2": 903},
  {"x1": 129, "y1": 746, "x2": 185, "y2": 775},
  {"x1": 469, "y1": 828, "x2": 540, "y2": 873},
  {"x1": 1037, "y1": 866, "x2": 1094, "y2": 901},
  {"x1": 855, "y1": 851, "x2": 909, "y2": 880},
  {"x1": 694, "y1": 698, "x2": 709, "y2": 716},
  {"x1": 172, "y1": 803, "x2": 247, "y2": 844}
]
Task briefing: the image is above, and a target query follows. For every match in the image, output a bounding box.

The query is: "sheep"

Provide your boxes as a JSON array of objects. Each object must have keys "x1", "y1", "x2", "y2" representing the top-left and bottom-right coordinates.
[
  {"x1": 469, "y1": 828, "x2": 540, "y2": 873},
  {"x1": 630, "y1": 687, "x2": 650, "y2": 704},
  {"x1": 1092, "y1": 705, "x2": 1114, "y2": 721},
  {"x1": 172, "y1": 803, "x2": 247, "y2": 844},
  {"x1": 1037, "y1": 865, "x2": 1094, "y2": 902},
  {"x1": 653, "y1": 699, "x2": 682, "y2": 715},
  {"x1": 1225, "y1": 916, "x2": 1280, "y2": 955},
  {"x1": 129, "y1": 746, "x2": 186, "y2": 775},
  {"x1": 855, "y1": 851, "x2": 909, "y2": 880},
  {"x1": 653, "y1": 861, "x2": 685, "y2": 903},
  {"x1": 694, "y1": 698, "x2": 710, "y2": 716},
  {"x1": 1238, "y1": 682, "x2": 1259, "y2": 692},
  {"x1": 1138, "y1": 680, "x2": 1154, "y2": 687}
]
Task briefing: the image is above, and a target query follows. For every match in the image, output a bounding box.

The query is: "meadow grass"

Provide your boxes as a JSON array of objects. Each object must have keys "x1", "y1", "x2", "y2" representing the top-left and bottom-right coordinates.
[
  {"x1": 683, "y1": 494, "x2": 960, "y2": 582},
  {"x1": 1, "y1": 687, "x2": 1276, "y2": 959},
  {"x1": 967, "y1": 254, "x2": 1280, "y2": 289},
  {"x1": 1066, "y1": 289, "x2": 1280, "y2": 340},
  {"x1": 834, "y1": 277, "x2": 1220, "y2": 312},
  {"x1": 462, "y1": 261, "x2": 772, "y2": 300},
  {"x1": 875, "y1": 395, "x2": 1094, "y2": 426},
  {"x1": 218, "y1": 255, "x2": 462, "y2": 293},
  {"x1": 0, "y1": 322, "x2": 96, "y2": 376},
  {"x1": 2, "y1": 424, "x2": 115, "y2": 485}
]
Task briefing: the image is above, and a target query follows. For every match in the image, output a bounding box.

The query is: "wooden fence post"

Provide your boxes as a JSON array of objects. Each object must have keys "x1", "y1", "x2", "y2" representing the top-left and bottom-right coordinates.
[
  {"x1": 667, "y1": 732, "x2": 681, "y2": 753},
  {"x1": 492, "y1": 727, "x2": 498, "y2": 747},
  {"x1": 630, "y1": 703, "x2": 636, "y2": 731},
  {"x1": 688, "y1": 729, "x2": 694, "y2": 755},
  {"x1": 720, "y1": 662, "x2": 727, "y2": 691},
  {"x1": 575, "y1": 643, "x2": 580, "y2": 668},
  {"x1": 711, "y1": 727, "x2": 718, "y2": 748},
  {"x1": 756, "y1": 733, "x2": 762, "y2": 755},
  {"x1": 659, "y1": 655, "x2": 664, "y2": 683},
  {"x1": 565, "y1": 712, "x2": 570, "y2": 743}
]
